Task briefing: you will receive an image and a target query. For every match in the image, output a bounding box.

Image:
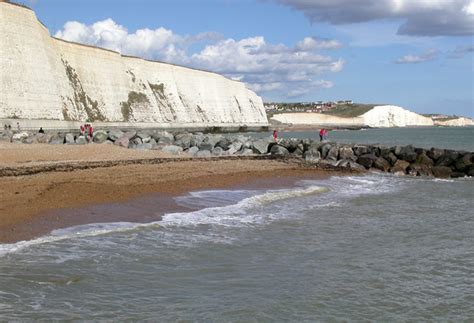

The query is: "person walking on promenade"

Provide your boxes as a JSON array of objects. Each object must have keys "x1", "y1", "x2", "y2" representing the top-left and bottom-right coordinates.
[
  {"x1": 273, "y1": 129, "x2": 278, "y2": 141},
  {"x1": 80, "y1": 124, "x2": 85, "y2": 136}
]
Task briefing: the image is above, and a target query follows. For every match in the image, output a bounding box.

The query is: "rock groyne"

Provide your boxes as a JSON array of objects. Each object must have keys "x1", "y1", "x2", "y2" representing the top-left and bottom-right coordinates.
[{"x1": 2, "y1": 129, "x2": 472, "y2": 179}]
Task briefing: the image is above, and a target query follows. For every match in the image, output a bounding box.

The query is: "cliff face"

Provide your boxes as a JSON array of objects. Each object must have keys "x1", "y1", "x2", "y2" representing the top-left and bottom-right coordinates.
[
  {"x1": 434, "y1": 117, "x2": 474, "y2": 127},
  {"x1": 270, "y1": 105, "x2": 438, "y2": 128},
  {"x1": 0, "y1": 2, "x2": 267, "y2": 126},
  {"x1": 361, "y1": 105, "x2": 434, "y2": 127}
]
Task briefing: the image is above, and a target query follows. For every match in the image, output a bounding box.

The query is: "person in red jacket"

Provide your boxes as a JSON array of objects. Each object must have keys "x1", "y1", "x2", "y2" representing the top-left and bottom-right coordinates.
[
  {"x1": 88, "y1": 124, "x2": 93, "y2": 143},
  {"x1": 273, "y1": 129, "x2": 278, "y2": 141}
]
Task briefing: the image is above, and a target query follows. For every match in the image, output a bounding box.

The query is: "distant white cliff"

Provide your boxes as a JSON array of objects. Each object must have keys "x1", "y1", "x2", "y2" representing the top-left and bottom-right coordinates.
[
  {"x1": 270, "y1": 105, "x2": 473, "y2": 128},
  {"x1": 0, "y1": 2, "x2": 268, "y2": 127},
  {"x1": 361, "y1": 105, "x2": 434, "y2": 127}
]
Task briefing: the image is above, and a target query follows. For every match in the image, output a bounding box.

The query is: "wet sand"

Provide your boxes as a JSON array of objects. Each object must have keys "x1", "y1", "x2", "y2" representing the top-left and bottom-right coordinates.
[{"x1": 0, "y1": 143, "x2": 340, "y2": 243}]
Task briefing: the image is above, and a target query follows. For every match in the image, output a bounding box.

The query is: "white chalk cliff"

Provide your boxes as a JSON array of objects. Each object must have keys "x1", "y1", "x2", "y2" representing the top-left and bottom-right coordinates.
[
  {"x1": 361, "y1": 105, "x2": 434, "y2": 127},
  {"x1": 0, "y1": 1, "x2": 267, "y2": 126},
  {"x1": 270, "y1": 105, "x2": 460, "y2": 128}
]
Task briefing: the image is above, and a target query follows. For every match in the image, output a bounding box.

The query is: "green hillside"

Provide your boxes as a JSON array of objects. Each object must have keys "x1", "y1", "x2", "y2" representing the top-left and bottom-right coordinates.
[{"x1": 322, "y1": 104, "x2": 376, "y2": 117}]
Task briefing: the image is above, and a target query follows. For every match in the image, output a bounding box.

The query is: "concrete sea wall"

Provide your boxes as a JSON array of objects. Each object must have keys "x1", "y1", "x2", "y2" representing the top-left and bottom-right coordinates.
[{"x1": 0, "y1": 2, "x2": 268, "y2": 128}]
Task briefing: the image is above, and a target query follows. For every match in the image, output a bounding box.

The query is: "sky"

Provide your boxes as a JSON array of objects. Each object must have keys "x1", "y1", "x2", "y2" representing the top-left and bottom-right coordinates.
[{"x1": 27, "y1": 0, "x2": 474, "y2": 117}]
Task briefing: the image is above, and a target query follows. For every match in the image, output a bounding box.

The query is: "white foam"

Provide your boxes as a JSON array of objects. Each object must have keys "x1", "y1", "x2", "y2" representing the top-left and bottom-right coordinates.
[{"x1": 0, "y1": 185, "x2": 328, "y2": 256}]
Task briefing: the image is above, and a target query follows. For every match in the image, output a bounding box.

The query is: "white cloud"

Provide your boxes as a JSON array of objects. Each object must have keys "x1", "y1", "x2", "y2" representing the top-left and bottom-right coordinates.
[
  {"x1": 395, "y1": 49, "x2": 438, "y2": 64},
  {"x1": 267, "y1": 0, "x2": 474, "y2": 36},
  {"x1": 55, "y1": 19, "x2": 344, "y2": 98}
]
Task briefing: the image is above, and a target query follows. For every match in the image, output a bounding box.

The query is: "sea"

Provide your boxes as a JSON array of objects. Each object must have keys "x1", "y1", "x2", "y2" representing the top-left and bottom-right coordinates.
[{"x1": 0, "y1": 127, "x2": 473, "y2": 321}]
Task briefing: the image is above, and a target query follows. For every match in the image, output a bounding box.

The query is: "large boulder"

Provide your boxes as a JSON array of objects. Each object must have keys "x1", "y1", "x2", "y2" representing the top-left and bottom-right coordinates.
[
  {"x1": 35, "y1": 133, "x2": 51, "y2": 144},
  {"x1": 454, "y1": 153, "x2": 472, "y2": 172},
  {"x1": 432, "y1": 166, "x2": 453, "y2": 178},
  {"x1": 93, "y1": 130, "x2": 108, "y2": 144},
  {"x1": 49, "y1": 133, "x2": 65, "y2": 145},
  {"x1": 357, "y1": 154, "x2": 378, "y2": 169},
  {"x1": 353, "y1": 145, "x2": 369, "y2": 156},
  {"x1": 239, "y1": 148, "x2": 255, "y2": 156},
  {"x1": 427, "y1": 148, "x2": 445, "y2": 161},
  {"x1": 190, "y1": 133, "x2": 205, "y2": 147},
  {"x1": 339, "y1": 146, "x2": 356, "y2": 161},
  {"x1": 435, "y1": 150, "x2": 459, "y2": 167},
  {"x1": 174, "y1": 133, "x2": 193, "y2": 149},
  {"x1": 270, "y1": 145, "x2": 290, "y2": 156},
  {"x1": 373, "y1": 157, "x2": 391, "y2": 172},
  {"x1": 385, "y1": 152, "x2": 398, "y2": 166},
  {"x1": 215, "y1": 138, "x2": 232, "y2": 150},
  {"x1": 198, "y1": 141, "x2": 214, "y2": 151},
  {"x1": 108, "y1": 129, "x2": 124, "y2": 142},
  {"x1": 114, "y1": 136, "x2": 130, "y2": 148},
  {"x1": 415, "y1": 153, "x2": 434, "y2": 167},
  {"x1": 304, "y1": 147, "x2": 321, "y2": 164},
  {"x1": 390, "y1": 160, "x2": 410, "y2": 174},
  {"x1": 326, "y1": 146, "x2": 339, "y2": 161},
  {"x1": 336, "y1": 159, "x2": 366, "y2": 172},
  {"x1": 320, "y1": 143, "x2": 332, "y2": 159},
  {"x1": 251, "y1": 139, "x2": 271, "y2": 154},
  {"x1": 65, "y1": 133, "x2": 75, "y2": 145},
  {"x1": 186, "y1": 146, "x2": 199, "y2": 156},
  {"x1": 76, "y1": 136, "x2": 87, "y2": 145},
  {"x1": 212, "y1": 147, "x2": 224, "y2": 156},
  {"x1": 396, "y1": 145, "x2": 417, "y2": 163},
  {"x1": 407, "y1": 164, "x2": 433, "y2": 177},
  {"x1": 154, "y1": 131, "x2": 175, "y2": 145},
  {"x1": 11, "y1": 132, "x2": 29, "y2": 143}
]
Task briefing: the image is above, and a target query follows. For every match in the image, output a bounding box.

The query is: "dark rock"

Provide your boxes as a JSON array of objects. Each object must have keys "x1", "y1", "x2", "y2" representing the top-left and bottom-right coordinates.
[
  {"x1": 435, "y1": 150, "x2": 459, "y2": 167},
  {"x1": 377, "y1": 145, "x2": 391, "y2": 158},
  {"x1": 386, "y1": 152, "x2": 398, "y2": 166},
  {"x1": 415, "y1": 153, "x2": 434, "y2": 166},
  {"x1": 215, "y1": 138, "x2": 232, "y2": 150},
  {"x1": 270, "y1": 145, "x2": 290, "y2": 156},
  {"x1": 390, "y1": 160, "x2": 410, "y2": 174},
  {"x1": 427, "y1": 148, "x2": 445, "y2": 161},
  {"x1": 373, "y1": 157, "x2": 391, "y2": 172},
  {"x1": 397, "y1": 145, "x2": 417, "y2": 162},
  {"x1": 467, "y1": 165, "x2": 474, "y2": 177},
  {"x1": 407, "y1": 164, "x2": 433, "y2": 177},
  {"x1": 353, "y1": 145, "x2": 369, "y2": 156},
  {"x1": 451, "y1": 172, "x2": 466, "y2": 178},
  {"x1": 432, "y1": 166, "x2": 452, "y2": 178},
  {"x1": 130, "y1": 137, "x2": 143, "y2": 146},
  {"x1": 357, "y1": 154, "x2": 378, "y2": 169},
  {"x1": 454, "y1": 153, "x2": 472, "y2": 171}
]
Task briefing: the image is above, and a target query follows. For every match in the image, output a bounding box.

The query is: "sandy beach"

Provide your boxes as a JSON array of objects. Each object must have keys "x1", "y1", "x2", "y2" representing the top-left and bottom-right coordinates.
[{"x1": 0, "y1": 142, "x2": 338, "y2": 243}]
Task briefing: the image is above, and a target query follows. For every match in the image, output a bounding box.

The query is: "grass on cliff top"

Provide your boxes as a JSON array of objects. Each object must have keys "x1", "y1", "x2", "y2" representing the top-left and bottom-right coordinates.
[{"x1": 322, "y1": 104, "x2": 377, "y2": 118}]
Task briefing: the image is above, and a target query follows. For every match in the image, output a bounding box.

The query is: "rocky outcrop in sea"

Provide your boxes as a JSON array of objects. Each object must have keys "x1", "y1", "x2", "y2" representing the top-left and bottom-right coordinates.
[{"x1": 1, "y1": 129, "x2": 472, "y2": 179}]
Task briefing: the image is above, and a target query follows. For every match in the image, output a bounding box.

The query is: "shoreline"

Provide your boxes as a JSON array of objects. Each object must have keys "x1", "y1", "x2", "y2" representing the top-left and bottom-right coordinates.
[{"x1": 0, "y1": 147, "x2": 342, "y2": 243}]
